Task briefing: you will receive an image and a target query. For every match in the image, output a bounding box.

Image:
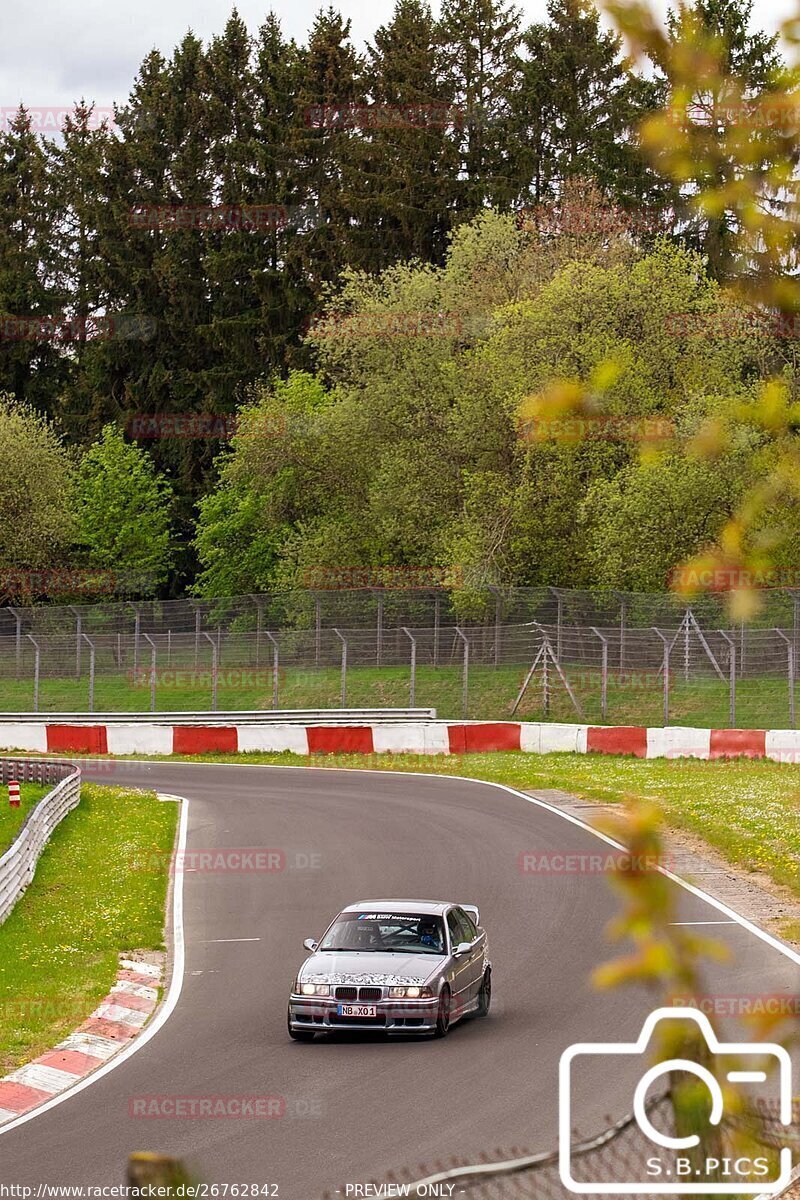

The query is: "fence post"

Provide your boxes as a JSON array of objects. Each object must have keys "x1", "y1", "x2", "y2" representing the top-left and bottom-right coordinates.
[
  {"x1": 375, "y1": 591, "x2": 384, "y2": 668},
  {"x1": 203, "y1": 632, "x2": 218, "y2": 711},
  {"x1": 433, "y1": 594, "x2": 441, "y2": 668},
  {"x1": 493, "y1": 590, "x2": 502, "y2": 667},
  {"x1": 265, "y1": 632, "x2": 280, "y2": 709},
  {"x1": 193, "y1": 603, "x2": 201, "y2": 668},
  {"x1": 652, "y1": 628, "x2": 670, "y2": 726},
  {"x1": 9, "y1": 606, "x2": 21, "y2": 680},
  {"x1": 82, "y1": 634, "x2": 96, "y2": 712},
  {"x1": 549, "y1": 587, "x2": 563, "y2": 662},
  {"x1": 591, "y1": 627, "x2": 608, "y2": 720},
  {"x1": 615, "y1": 592, "x2": 627, "y2": 670},
  {"x1": 27, "y1": 634, "x2": 40, "y2": 713},
  {"x1": 143, "y1": 633, "x2": 157, "y2": 712},
  {"x1": 69, "y1": 605, "x2": 82, "y2": 678},
  {"x1": 717, "y1": 630, "x2": 736, "y2": 728},
  {"x1": 683, "y1": 608, "x2": 691, "y2": 681},
  {"x1": 333, "y1": 628, "x2": 347, "y2": 706},
  {"x1": 315, "y1": 596, "x2": 322, "y2": 668},
  {"x1": 133, "y1": 605, "x2": 141, "y2": 675},
  {"x1": 775, "y1": 629, "x2": 795, "y2": 729},
  {"x1": 454, "y1": 627, "x2": 469, "y2": 719},
  {"x1": 402, "y1": 627, "x2": 417, "y2": 706}
]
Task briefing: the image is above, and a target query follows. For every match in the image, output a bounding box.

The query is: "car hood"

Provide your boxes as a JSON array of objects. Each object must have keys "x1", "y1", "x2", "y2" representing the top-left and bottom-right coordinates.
[{"x1": 299, "y1": 951, "x2": 445, "y2": 985}]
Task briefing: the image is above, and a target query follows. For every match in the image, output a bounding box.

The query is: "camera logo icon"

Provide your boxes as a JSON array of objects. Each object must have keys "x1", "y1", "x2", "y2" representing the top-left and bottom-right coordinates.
[{"x1": 559, "y1": 1007, "x2": 793, "y2": 1194}]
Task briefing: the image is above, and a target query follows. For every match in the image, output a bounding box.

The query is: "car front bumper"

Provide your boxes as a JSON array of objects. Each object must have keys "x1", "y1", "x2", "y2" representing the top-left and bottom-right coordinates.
[{"x1": 288, "y1": 995, "x2": 439, "y2": 1034}]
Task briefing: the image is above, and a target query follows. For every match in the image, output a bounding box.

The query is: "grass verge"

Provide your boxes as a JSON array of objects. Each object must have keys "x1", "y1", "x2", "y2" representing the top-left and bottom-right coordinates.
[
  {"x1": 0, "y1": 783, "x2": 178, "y2": 1074},
  {"x1": 132, "y1": 748, "x2": 800, "y2": 901}
]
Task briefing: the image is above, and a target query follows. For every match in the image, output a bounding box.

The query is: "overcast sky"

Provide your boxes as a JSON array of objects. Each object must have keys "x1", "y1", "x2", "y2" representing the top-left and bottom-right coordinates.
[{"x1": 1, "y1": 0, "x2": 796, "y2": 122}]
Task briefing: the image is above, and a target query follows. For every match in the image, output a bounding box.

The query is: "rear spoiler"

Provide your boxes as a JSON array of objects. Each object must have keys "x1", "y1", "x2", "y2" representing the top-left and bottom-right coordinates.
[{"x1": 461, "y1": 904, "x2": 480, "y2": 927}]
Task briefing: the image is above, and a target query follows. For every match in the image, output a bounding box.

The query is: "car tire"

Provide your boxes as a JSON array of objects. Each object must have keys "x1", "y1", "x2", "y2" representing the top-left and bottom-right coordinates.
[
  {"x1": 434, "y1": 986, "x2": 451, "y2": 1038},
  {"x1": 476, "y1": 967, "x2": 491, "y2": 1017},
  {"x1": 287, "y1": 1009, "x2": 315, "y2": 1042}
]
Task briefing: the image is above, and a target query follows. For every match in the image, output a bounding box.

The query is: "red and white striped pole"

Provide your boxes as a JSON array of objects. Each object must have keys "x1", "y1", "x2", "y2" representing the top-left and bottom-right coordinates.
[{"x1": 8, "y1": 780, "x2": 20, "y2": 809}]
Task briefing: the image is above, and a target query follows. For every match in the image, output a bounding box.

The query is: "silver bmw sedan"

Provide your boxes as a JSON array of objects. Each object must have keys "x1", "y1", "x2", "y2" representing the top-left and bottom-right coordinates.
[{"x1": 287, "y1": 899, "x2": 491, "y2": 1039}]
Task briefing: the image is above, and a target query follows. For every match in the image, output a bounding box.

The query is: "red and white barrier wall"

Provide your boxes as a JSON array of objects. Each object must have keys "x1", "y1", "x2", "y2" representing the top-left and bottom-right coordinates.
[{"x1": 0, "y1": 719, "x2": 798, "y2": 761}]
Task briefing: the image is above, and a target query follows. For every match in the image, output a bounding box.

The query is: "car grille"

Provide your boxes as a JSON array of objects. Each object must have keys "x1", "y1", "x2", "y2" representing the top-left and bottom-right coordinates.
[
  {"x1": 334, "y1": 985, "x2": 384, "y2": 1001},
  {"x1": 358, "y1": 986, "x2": 383, "y2": 1001}
]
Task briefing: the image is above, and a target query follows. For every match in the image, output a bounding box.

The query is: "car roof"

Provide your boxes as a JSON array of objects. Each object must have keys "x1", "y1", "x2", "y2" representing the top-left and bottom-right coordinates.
[{"x1": 341, "y1": 899, "x2": 453, "y2": 916}]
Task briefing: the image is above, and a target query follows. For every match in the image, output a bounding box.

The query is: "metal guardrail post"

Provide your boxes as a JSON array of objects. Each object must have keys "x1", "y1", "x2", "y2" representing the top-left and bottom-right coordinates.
[
  {"x1": 718, "y1": 630, "x2": 736, "y2": 728},
  {"x1": 591, "y1": 626, "x2": 608, "y2": 720},
  {"x1": 652, "y1": 628, "x2": 670, "y2": 726},
  {"x1": 433, "y1": 594, "x2": 441, "y2": 668},
  {"x1": 775, "y1": 628, "x2": 795, "y2": 729},
  {"x1": 402, "y1": 627, "x2": 417, "y2": 706},
  {"x1": 454, "y1": 627, "x2": 469, "y2": 718},
  {"x1": 315, "y1": 596, "x2": 322, "y2": 668},
  {"x1": 26, "y1": 634, "x2": 41, "y2": 712},
  {"x1": 82, "y1": 633, "x2": 96, "y2": 712},
  {"x1": 333, "y1": 629, "x2": 347, "y2": 706},
  {"x1": 142, "y1": 633, "x2": 157, "y2": 712},
  {"x1": 375, "y1": 591, "x2": 384, "y2": 668},
  {"x1": 202, "y1": 632, "x2": 218, "y2": 711},
  {"x1": 265, "y1": 632, "x2": 280, "y2": 709}
]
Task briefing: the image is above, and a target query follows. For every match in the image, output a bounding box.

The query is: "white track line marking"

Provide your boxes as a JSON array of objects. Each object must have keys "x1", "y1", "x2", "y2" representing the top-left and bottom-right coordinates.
[
  {"x1": 0, "y1": 792, "x2": 188, "y2": 1138},
  {"x1": 669, "y1": 920, "x2": 738, "y2": 926},
  {"x1": 202, "y1": 937, "x2": 261, "y2": 943}
]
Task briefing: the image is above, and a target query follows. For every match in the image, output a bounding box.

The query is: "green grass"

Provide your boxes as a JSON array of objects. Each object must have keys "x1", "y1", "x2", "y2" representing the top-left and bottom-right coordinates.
[
  {"x1": 138, "y1": 748, "x2": 800, "y2": 903},
  {"x1": 0, "y1": 784, "x2": 49, "y2": 852},
  {"x1": 2, "y1": 662, "x2": 799, "y2": 728},
  {"x1": 0, "y1": 783, "x2": 178, "y2": 1074}
]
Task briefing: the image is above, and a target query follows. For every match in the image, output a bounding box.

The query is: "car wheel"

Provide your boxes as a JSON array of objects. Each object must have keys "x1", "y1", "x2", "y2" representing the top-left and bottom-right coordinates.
[
  {"x1": 434, "y1": 986, "x2": 451, "y2": 1038},
  {"x1": 476, "y1": 967, "x2": 491, "y2": 1017},
  {"x1": 287, "y1": 1009, "x2": 315, "y2": 1042}
]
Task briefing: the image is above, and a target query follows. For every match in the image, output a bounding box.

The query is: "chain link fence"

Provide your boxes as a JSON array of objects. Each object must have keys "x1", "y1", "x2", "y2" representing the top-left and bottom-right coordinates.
[
  {"x1": 323, "y1": 1096, "x2": 800, "y2": 1200},
  {"x1": 1, "y1": 587, "x2": 800, "y2": 723}
]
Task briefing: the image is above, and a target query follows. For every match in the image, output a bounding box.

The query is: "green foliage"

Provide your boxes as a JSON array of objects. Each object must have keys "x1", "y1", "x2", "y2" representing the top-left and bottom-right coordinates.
[
  {"x1": 75, "y1": 425, "x2": 174, "y2": 592},
  {"x1": 0, "y1": 396, "x2": 76, "y2": 583}
]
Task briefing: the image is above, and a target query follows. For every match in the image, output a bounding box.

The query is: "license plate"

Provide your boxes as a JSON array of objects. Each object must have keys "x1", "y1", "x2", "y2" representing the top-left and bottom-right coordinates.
[{"x1": 337, "y1": 1003, "x2": 377, "y2": 1018}]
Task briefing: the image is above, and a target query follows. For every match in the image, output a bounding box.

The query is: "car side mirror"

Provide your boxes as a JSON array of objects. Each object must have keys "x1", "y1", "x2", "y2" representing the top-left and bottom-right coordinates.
[
  {"x1": 454, "y1": 941, "x2": 471, "y2": 956},
  {"x1": 303, "y1": 937, "x2": 318, "y2": 952}
]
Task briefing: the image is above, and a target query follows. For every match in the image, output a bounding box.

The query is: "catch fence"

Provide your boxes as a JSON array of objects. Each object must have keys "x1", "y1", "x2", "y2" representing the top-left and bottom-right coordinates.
[{"x1": 0, "y1": 588, "x2": 799, "y2": 724}]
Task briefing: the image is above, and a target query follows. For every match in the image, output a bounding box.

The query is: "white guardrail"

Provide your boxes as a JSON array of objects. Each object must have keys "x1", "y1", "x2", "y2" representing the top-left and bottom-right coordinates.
[
  {"x1": 0, "y1": 708, "x2": 436, "y2": 725},
  {"x1": 0, "y1": 759, "x2": 81, "y2": 924}
]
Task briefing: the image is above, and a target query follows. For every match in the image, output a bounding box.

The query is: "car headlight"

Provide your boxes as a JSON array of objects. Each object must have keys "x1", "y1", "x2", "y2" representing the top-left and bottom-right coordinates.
[
  {"x1": 300, "y1": 982, "x2": 330, "y2": 996},
  {"x1": 388, "y1": 985, "x2": 432, "y2": 998}
]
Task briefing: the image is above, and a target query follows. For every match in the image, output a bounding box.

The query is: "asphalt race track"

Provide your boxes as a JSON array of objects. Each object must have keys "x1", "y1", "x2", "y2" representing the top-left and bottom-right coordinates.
[{"x1": 0, "y1": 761, "x2": 797, "y2": 1198}]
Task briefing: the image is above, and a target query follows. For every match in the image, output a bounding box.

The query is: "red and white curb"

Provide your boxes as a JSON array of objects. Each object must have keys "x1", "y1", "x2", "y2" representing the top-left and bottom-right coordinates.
[
  {"x1": 0, "y1": 958, "x2": 162, "y2": 1125},
  {"x1": 0, "y1": 719, "x2": 798, "y2": 761}
]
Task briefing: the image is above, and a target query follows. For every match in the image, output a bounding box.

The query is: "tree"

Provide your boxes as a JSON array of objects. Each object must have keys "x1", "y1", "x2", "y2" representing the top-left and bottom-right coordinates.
[
  {"x1": 0, "y1": 109, "x2": 66, "y2": 414},
  {"x1": 0, "y1": 396, "x2": 76, "y2": 592},
  {"x1": 514, "y1": 0, "x2": 667, "y2": 213},
  {"x1": 439, "y1": 0, "x2": 523, "y2": 211},
  {"x1": 359, "y1": 0, "x2": 458, "y2": 267},
  {"x1": 74, "y1": 425, "x2": 174, "y2": 593},
  {"x1": 663, "y1": 0, "x2": 786, "y2": 279}
]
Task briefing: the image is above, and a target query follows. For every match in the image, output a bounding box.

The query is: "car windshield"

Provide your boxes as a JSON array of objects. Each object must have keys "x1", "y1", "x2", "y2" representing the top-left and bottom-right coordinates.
[{"x1": 318, "y1": 911, "x2": 446, "y2": 954}]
